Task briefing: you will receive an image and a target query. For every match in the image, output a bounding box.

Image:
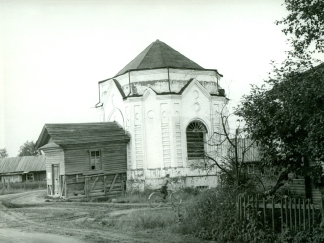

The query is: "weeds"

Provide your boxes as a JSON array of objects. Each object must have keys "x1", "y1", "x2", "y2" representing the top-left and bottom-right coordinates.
[
  {"x1": 132, "y1": 211, "x2": 169, "y2": 229},
  {"x1": 176, "y1": 185, "x2": 324, "y2": 243},
  {"x1": 0, "y1": 181, "x2": 46, "y2": 195}
]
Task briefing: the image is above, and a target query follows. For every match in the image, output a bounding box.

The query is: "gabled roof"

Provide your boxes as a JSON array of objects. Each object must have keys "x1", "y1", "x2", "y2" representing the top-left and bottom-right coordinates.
[
  {"x1": 0, "y1": 156, "x2": 46, "y2": 174},
  {"x1": 116, "y1": 39, "x2": 204, "y2": 76},
  {"x1": 35, "y1": 122, "x2": 129, "y2": 149}
]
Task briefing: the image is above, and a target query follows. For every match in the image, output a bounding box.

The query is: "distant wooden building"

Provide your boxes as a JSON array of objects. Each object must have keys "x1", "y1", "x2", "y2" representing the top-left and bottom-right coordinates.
[
  {"x1": 35, "y1": 122, "x2": 129, "y2": 199},
  {"x1": 0, "y1": 155, "x2": 46, "y2": 183}
]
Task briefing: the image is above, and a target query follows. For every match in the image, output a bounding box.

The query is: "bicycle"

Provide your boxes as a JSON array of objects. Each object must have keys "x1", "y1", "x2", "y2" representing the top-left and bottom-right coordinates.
[{"x1": 148, "y1": 189, "x2": 182, "y2": 208}]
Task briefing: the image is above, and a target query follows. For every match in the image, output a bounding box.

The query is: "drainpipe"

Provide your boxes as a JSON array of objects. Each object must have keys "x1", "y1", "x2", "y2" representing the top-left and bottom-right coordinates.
[
  {"x1": 127, "y1": 71, "x2": 132, "y2": 97},
  {"x1": 168, "y1": 67, "x2": 171, "y2": 93},
  {"x1": 216, "y1": 71, "x2": 219, "y2": 88}
]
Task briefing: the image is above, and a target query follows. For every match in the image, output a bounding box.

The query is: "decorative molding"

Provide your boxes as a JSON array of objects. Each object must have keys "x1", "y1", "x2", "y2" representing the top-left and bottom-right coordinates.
[
  {"x1": 182, "y1": 78, "x2": 211, "y2": 100},
  {"x1": 161, "y1": 124, "x2": 171, "y2": 168},
  {"x1": 160, "y1": 103, "x2": 171, "y2": 167},
  {"x1": 193, "y1": 90, "x2": 199, "y2": 99},
  {"x1": 193, "y1": 102, "x2": 201, "y2": 112},
  {"x1": 147, "y1": 110, "x2": 154, "y2": 119},
  {"x1": 175, "y1": 124, "x2": 183, "y2": 167},
  {"x1": 134, "y1": 126, "x2": 144, "y2": 169},
  {"x1": 142, "y1": 87, "x2": 157, "y2": 101},
  {"x1": 156, "y1": 95, "x2": 181, "y2": 100}
]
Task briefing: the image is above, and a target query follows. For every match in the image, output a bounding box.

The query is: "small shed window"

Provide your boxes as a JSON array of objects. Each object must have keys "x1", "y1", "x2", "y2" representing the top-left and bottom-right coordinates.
[
  {"x1": 90, "y1": 150, "x2": 101, "y2": 170},
  {"x1": 186, "y1": 121, "x2": 207, "y2": 160},
  {"x1": 27, "y1": 173, "x2": 34, "y2": 181}
]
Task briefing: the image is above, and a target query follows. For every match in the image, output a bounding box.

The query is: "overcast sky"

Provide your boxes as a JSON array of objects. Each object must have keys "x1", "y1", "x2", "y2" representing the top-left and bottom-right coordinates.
[{"x1": 0, "y1": 0, "x2": 289, "y2": 156}]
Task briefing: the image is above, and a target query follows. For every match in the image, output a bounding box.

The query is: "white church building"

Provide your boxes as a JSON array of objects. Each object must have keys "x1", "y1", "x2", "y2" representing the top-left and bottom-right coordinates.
[{"x1": 95, "y1": 40, "x2": 228, "y2": 190}]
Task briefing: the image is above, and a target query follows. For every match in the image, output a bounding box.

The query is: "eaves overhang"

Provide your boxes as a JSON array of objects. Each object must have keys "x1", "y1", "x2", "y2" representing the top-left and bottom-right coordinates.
[{"x1": 98, "y1": 67, "x2": 223, "y2": 84}]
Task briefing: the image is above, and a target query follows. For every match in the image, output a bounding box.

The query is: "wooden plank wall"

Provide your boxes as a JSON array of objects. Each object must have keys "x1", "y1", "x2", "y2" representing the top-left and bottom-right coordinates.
[
  {"x1": 42, "y1": 147, "x2": 65, "y2": 196},
  {"x1": 63, "y1": 142, "x2": 127, "y2": 175},
  {"x1": 289, "y1": 179, "x2": 323, "y2": 207}
]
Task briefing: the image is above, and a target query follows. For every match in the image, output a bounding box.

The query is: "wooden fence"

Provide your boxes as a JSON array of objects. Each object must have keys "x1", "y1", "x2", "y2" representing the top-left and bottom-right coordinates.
[{"x1": 237, "y1": 195, "x2": 322, "y2": 232}]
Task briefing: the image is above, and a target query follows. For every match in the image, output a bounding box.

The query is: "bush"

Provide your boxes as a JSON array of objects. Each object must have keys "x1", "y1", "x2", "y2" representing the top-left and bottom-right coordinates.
[
  {"x1": 178, "y1": 186, "x2": 239, "y2": 241},
  {"x1": 178, "y1": 186, "x2": 274, "y2": 242},
  {"x1": 179, "y1": 185, "x2": 324, "y2": 243}
]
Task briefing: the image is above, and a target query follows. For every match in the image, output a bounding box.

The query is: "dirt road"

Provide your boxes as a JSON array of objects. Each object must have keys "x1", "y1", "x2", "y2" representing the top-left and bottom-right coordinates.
[{"x1": 0, "y1": 191, "x2": 206, "y2": 243}]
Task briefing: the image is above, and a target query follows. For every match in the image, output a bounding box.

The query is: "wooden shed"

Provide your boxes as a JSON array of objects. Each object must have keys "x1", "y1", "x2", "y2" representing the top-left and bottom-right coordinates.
[
  {"x1": 0, "y1": 155, "x2": 46, "y2": 183},
  {"x1": 35, "y1": 122, "x2": 130, "y2": 199}
]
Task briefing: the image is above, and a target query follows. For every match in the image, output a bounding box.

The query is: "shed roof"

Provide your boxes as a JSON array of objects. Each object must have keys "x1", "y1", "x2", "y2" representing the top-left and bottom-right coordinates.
[
  {"x1": 35, "y1": 122, "x2": 129, "y2": 149},
  {"x1": 116, "y1": 39, "x2": 204, "y2": 76},
  {"x1": 0, "y1": 156, "x2": 46, "y2": 174}
]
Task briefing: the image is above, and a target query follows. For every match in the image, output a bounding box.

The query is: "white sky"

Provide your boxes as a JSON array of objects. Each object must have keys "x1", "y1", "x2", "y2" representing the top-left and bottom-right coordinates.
[{"x1": 0, "y1": 0, "x2": 289, "y2": 157}]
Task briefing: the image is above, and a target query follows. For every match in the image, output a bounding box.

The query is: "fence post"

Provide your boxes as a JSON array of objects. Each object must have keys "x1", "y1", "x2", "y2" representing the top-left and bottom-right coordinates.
[
  {"x1": 312, "y1": 204, "x2": 315, "y2": 228},
  {"x1": 248, "y1": 195, "x2": 250, "y2": 218},
  {"x1": 298, "y1": 198, "x2": 302, "y2": 230},
  {"x1": 303, "y1": 199, "x2": 306, "y2": 231},
  {"x1": 256, "y1": 195, "x2": 259, "y2": 213},
  {"x1": 272, "y1": 197, "x2": 275, "y2": 232},
  {"x1": 104, "y1": 175, "x2": 107, "y2": 196},
  {"x1": 85, "y1": 176, "x2": 89, "y2": 198},
  {"x1": 285, "y1": 197, "x2": 288, "y2": 228},
  {"x1": 252, "y1": 196, "x2": 254, "y2": 217},
  {"x1": 243, "y1": 196, "x2": 246, "y2": 219},
  {"x1": 308, "y1": 199, "x2": 311, "y2": 230},
  {"x1": 64, "y1": 175, "x2": 67, "y2": 197},
  {"x1": 294, "y1": 198, "x2": 297, "y2": 231},
  {"x1": 240, "y1": 196, "x2": 243, "y2": 220},
  {"x1": 263, "y1": 197, "x2": 266, "y2": 227},
  {"x1": 290, "y1": 198, "x2": 293, "y2": 230},
  {"x1": 281, "y1": 198, "x2": 283, "y2": 232}
]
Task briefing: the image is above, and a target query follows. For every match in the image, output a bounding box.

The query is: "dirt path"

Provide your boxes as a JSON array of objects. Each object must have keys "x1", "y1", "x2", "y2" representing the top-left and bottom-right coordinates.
[
  {"x1": 0, "y1": 191, "x2": 207, "y2": 243},
  {"x1": 0, "y1": 228, "x2": 84, "y2": 243}
]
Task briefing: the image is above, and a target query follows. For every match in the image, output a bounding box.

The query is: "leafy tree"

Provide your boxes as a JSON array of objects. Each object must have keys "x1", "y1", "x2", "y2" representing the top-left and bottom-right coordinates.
[
  {"x1": 0, "y1": 148, "x2": 8, "y2": 158},
  {"x1": 237, "y1": 63, "x2": 324, "y2": 195},
  {"x1": 275, "y1": 0, "x2": 324, "y2": 70},
  {"x1": 18, "y1": 141, "x2": 39, "y2": 156},
  {"x1": 236, "y1": 0, "x2": 324, "y2": 195}
]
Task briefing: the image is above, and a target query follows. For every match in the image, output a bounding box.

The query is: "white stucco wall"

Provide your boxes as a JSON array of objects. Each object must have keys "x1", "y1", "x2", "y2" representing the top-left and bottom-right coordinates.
[{"x1": 98, "y1": 69, "x2": 227, "y2": 190}]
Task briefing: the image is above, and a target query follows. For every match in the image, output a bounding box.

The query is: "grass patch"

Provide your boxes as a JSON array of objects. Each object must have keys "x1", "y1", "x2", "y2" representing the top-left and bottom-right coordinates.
[
  {"x1": 110, "y1": 187, "x2": 202, "y2": 204},
  {"x1": 0, "y1": 181, "x2": 47, "y2": 195},
  {"x1": 132, "y1": 210, "x2": 174, "y2": 229},
  {"x1": 92, "y1": 208, "x2": 179, "y2": 231}
]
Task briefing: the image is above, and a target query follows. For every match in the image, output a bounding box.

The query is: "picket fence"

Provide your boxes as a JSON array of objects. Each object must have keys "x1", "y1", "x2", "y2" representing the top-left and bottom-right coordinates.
[{"x1": 237, "y1": 195, "x2": 322, "y2": 232}]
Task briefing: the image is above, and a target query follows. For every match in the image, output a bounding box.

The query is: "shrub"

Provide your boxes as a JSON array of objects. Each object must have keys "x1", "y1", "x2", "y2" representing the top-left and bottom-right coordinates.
[
  {"x1": 179, "y1": 185, "x2": 324, "y2": 243},
  {"x1": 178, "y1": 186, "x2": 242, "y2": 241}
]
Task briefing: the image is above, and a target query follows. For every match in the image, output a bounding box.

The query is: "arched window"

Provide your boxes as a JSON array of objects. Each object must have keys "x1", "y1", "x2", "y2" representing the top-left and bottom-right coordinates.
[{"x1": 186, "y1": 121, "x2": 207, "y2": 160}]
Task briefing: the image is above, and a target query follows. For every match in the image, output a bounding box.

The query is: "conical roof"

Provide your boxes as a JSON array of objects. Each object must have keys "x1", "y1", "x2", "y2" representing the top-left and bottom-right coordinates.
[{"x1": 116, "y1": 40, "x2": 204, "y2": 76}]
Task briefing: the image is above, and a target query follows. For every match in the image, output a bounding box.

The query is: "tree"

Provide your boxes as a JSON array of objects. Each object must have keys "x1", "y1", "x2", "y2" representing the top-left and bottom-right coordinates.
[
  {"x1": 18, "y1": 141, "x2": 39, "y2": 156},
  {"x1": 0, "y1": 148, "x2": 8, "y2": 158},
  {"x1": 237, "y1": 62, "x2": 324, "y2": 195},
  {"x1": 275, "y1": 0, "x2": 324, "y2": 70},
  {"x1": 235, "y1": 0, "x2": 324, "y2": 196}
]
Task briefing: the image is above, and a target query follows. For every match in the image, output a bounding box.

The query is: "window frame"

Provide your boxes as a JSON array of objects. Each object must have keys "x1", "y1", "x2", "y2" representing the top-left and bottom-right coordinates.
[
  {"x1": 89, "y1": 149, "x2": 102, "y2": 170},
  {"x1": 186, "y1": 121, "x2": 208, "y2": 160},
  {"x1": 27, "y1": 173, "x2": 34, "y2": 181}
]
